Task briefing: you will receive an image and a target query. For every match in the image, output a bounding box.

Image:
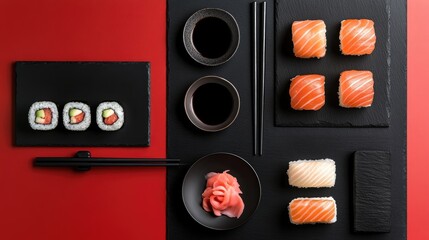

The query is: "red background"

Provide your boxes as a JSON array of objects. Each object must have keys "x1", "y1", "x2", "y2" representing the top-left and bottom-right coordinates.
[
  {"x1": 408, "y1": 0, "x2": 429, "y2": 239},
  {"x1": 0, "y1": 0, "x2": 166, "y2": 239},
  {"x1": 0, "y1": 0, "x2": 426, "y2": 239}
]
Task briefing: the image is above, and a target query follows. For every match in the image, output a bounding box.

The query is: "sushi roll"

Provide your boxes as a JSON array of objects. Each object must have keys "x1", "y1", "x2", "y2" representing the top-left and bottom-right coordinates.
[
  {"x1": 63, "y1": 102, "x2": 91, "y2": 131},
  {"x1": 339, "y1": 70, "x2": 374, "y2": 108},
  {"x1": 292, "y1": 20, "x2": 327, "y2": 58},
  {"x1": 96, "y1": 102, "x2": 124, "y2": 131},
  {"x1": 340, "y1": 19, "x2": 376, "y2": 56},
  {"x1": 289, "y1": 74, "x2": 325, "y2": 110},
  {"x1": 287, "y1": 159, "x2": 336, "y2": 188},
  {"x1": 28, "y1": 101, "x2": 58, "y2": 130},
  {"x1": 288, "y1": 197, "x2": 337, "y2": 225}
]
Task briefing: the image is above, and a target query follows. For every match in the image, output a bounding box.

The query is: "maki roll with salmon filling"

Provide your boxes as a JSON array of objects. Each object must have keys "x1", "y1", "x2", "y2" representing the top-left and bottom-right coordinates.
[
  {"x1": 28, "y1": 101, "x2": 58, "y2": 130},
  {"x1": 96, "y1": 102, "x2": 124, "y2": 131},
  {"x1": 63, "y1": 102, "x2": 91, "y2": 131}
]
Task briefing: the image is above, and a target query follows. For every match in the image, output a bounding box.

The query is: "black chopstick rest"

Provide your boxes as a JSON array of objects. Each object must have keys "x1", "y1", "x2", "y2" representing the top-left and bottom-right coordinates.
[{"x1": 34, "y1": 151, "x2": 181, "y2": 171}]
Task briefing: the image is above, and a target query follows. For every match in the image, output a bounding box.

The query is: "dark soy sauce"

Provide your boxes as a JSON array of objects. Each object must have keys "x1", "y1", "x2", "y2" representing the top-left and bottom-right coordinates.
[
  {"x1": 192, "y1": 17, "x2": 232, "y2": 59},
  {"x1": 192, "y1": 83, "x2": 233, "y2": 125}
]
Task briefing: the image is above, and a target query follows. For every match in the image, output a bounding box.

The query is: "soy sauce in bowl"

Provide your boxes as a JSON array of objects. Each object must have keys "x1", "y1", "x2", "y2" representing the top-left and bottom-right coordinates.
[
  {"x1": 192, "y1": 83, "x2": 233, "y2": 126},
  {"x1": 192, "y1": 17, "x2": 232, "y2": 59}
]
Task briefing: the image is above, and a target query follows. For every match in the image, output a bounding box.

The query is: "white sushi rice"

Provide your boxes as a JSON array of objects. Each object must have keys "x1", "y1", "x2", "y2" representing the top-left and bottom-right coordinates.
[
  {"x1": 28, "y1": 101, "x2": 58, "y2": 130},
  {"x1": 96, "y1": 102, "x2": 124, "y2": 131},
  {"x1": 288, "y1": 197, "x2": 337, "y2": 225},
  {"x1": 62, "y1": 102, "x2": 91, "y2": 131}
]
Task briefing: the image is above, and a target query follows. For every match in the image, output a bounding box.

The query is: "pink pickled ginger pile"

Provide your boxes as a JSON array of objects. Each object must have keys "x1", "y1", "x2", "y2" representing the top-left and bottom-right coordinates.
[{"x1": 201, "y1": 170, "x2": 244, "y2": 218}]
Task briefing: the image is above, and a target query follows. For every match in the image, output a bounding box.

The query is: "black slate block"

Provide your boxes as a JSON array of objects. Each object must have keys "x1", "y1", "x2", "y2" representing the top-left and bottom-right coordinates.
[
  {"x1": 275, "y1": 0, "x2": 390, "y2": 127},
  {"x1": 15, "y1": 62, "x2": 150, "y2": 146},
  {"x1": 353, "y1": 151, "x2": 391, "y2": 232}
]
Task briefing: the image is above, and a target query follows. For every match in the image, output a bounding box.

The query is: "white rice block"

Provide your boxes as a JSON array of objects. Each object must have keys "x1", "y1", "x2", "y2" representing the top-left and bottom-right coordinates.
[
  {"x1": 96, "y1": 102, "x2": 124, "y2": 131},
  {"x1": 287, "y1": 159, "x2": 336, "y2": 188},
  {"x1": 63, "y1": 102, "x2": 91, "y2": 131},
  {"x1": 288, "y1": 197, "x2": 337, "y2": 225},
  {"x1": 28, "y1": 101, "x2": 58, "y2": 130}
]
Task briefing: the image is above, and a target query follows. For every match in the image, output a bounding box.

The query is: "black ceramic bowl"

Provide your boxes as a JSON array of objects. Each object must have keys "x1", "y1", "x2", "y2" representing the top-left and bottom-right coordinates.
[
  {"x1": 184, "y1": 76, "x2": 240, "y2": 132},
  {"x1": 183, "y1": 8, "x2": 240, "y2": 66},
  {"x1": 182, "y1": 152, "x2": 261, "y2": 230}
]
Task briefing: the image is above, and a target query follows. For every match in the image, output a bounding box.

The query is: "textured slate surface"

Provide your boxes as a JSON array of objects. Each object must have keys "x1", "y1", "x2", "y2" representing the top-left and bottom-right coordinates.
[
  {"x1": 167, "y1": 0, "x2": 406, "y2": 239},
  {"x1": 275, "y1": 0, "x2": 390, "y2": 127},
  {"x1": 15, "y1": 62, "x2": 150, "y2": 146},
  {"x1": 354, "y1": 151, "x2": 391, "y2": 232}
]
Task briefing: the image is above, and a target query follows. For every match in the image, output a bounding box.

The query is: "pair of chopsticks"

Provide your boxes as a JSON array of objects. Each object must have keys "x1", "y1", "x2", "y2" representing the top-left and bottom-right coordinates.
[
  {"x1": 34, "y1": 151, "x2": 181, "y2": 171},
  {"x1": 252, "y1": 1, "x2": 267, "y2": 156}
]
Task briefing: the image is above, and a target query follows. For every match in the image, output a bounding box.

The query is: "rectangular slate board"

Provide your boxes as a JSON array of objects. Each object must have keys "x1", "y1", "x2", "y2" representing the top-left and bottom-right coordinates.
[
  {"x1": 15, "y1": 61, "x2": 150, "y2": 146},
  {"x1": 167, "y1": 0, "x2": 405, "y2": 239},
  {"x1": 275, "y1": 0, "x2": 390, "y2": 127},
  {"x1": 354, "y1": 151, "x2": 391, "y2": 233}
]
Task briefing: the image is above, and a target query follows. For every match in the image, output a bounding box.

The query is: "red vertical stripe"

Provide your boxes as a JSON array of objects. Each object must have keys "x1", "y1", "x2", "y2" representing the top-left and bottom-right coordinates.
[{"x1": 409, "y1": 0, "x2": 429, "y2": 239}]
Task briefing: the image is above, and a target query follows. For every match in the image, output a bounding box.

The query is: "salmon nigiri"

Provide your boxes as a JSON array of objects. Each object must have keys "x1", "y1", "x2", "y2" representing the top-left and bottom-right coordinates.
[
  {"x1": 292, "y1": 20, "x2": 327, "y2": 58},
  {"x1": 339, "y1": 70, "x2": 374, "y2": 108},
  {"x1": 289, "y1": 74, "x2": 325, "y2": 110},
  {"x1": 340, "y1": 19, "x2": 376, "y2": 55},
  {"x1": 288, "y1": 197, "x2": 337, "y2": 224}
]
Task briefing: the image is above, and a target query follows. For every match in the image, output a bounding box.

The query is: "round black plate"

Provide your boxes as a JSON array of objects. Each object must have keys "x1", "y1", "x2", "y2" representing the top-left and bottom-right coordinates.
[{"x1": 182, "y1": 152, "x2": 261, "y2": 230}]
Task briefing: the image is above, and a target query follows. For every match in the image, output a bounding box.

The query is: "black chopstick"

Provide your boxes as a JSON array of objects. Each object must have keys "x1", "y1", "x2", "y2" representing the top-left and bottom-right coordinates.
[
  {"x1": 259, "y1": 1, "x2": 267, "y2": 156},
  {"x1": 252, "y1": 1, "x2": 258, "y2": 156},
  {"x1": 35, "y1": 159, "x2": 180, "y2": 166},
  {"x1": 33, "y1": 151, "x2": 182, "y2": 171}
]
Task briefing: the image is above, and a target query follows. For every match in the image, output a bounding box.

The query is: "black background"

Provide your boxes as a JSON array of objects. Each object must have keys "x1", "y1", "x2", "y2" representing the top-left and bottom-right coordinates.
[
  {"x1": 167, "y1": 0, "x2": 406, "y2": 239},
  {"x1": 15, "y1": 62, "x2": 150, "y2": 146}
]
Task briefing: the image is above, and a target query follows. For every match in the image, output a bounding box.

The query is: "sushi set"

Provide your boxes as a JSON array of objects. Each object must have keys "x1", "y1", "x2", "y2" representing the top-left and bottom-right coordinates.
[
  {"x1": 167, "y1": 0, "x2": 405, "y2": 240},
  {"x1": 13, "y1": 0, "x2": 405, "y2": 239}
]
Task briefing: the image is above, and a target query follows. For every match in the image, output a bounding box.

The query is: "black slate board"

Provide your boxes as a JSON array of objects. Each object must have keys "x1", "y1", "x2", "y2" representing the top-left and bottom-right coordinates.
[
  {"x1": 275, "y1": 0, "x2": 390, "y2": 127},
  {"x1": 354, "y1": 151, "x2": 391, "y2": 233},
  {"x1": 15, "y1": 62, "x2": 150, "y2": 146},
  {"x1": 167, "y1": 0, "x2": 406, "y2": 240}
]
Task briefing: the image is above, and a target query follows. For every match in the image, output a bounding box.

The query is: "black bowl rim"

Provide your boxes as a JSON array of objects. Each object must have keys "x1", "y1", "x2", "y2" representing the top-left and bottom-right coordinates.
[
  {"x1": 184, "y1": 76, "x2": 240, "y2": 132},
  {"x1": 183, "y1": 8, "x2": 240, "y2": 66}
]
